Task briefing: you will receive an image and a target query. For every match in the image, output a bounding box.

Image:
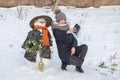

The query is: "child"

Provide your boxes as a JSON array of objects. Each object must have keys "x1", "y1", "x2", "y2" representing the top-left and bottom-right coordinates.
[
  {"x1": 22, "y1": 16, "x2": 52, "y2": 69},
  {"x1": 51, "y1": 9, "x2": 87, "y2": 73}
]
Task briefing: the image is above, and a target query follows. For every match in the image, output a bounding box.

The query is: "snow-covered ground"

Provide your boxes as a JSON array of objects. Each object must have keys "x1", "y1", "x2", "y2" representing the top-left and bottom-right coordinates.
[{"x1": 0, "y1": 5, "x2": 120, "y2": 80}]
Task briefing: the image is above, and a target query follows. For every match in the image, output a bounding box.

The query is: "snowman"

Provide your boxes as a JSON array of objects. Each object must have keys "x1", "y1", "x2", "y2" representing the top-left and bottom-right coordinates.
[{"x1": 22, "y1": 16, "x2": 52, "y2": 71}]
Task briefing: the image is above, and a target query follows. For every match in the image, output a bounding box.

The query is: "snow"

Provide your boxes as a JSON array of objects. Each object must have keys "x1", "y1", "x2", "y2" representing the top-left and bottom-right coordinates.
[{"x1": 0, "y1": 5, "x2": 120, "y2": 80}]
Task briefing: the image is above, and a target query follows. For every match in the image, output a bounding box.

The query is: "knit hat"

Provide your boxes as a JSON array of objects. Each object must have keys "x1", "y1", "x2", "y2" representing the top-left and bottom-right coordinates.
[{"x1": 55, "y1": 9, "x2": 66, "y2": 22}]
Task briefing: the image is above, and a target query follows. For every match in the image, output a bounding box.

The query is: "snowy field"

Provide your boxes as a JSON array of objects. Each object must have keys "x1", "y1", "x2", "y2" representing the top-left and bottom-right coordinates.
[{"x1": 0, "y1": 5, "x2": 120, "y2": 80}]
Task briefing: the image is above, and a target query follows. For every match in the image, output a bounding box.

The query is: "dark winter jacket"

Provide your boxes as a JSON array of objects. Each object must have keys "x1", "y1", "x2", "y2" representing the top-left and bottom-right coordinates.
[
  {"x1": 22, "y1": 29, "x2": 52, "y2": 62},
  {"x1": 52, "y1": 29, "x2": 78, "y2": 64}
]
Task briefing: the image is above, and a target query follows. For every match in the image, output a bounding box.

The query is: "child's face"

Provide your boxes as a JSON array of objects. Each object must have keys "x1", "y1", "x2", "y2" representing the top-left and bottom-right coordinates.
[{"x1": 59, "y1": 19, "x2": 66, "y2": 24}]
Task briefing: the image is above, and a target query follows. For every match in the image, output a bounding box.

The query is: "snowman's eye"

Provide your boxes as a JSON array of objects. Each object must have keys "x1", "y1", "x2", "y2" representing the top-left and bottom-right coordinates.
[{"x1": 40, "y1": 22, "x2": 45, "y2": 23}]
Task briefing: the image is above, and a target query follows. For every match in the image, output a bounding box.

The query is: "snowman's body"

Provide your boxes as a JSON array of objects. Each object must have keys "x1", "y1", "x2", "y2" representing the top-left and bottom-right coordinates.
[{"x1": 26, "y1": 52, "x2": 51, "y2": 69}]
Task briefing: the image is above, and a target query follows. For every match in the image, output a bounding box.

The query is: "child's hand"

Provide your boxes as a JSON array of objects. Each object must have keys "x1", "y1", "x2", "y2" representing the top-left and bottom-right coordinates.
[
  {"x1": 71, "y1": 47, "x2": 76, "y2": 55},
  {"x1": 66, "y1": 28, "x2": 74, "y2": 34}
]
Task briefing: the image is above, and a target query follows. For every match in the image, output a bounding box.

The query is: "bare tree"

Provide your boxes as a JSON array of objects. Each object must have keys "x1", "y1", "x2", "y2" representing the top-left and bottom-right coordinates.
[
  {"x1": 50, "y1": 0, "x2": 59, "y2": 12},
  {"x1": 16, "y1": 0, "x2": 23, "y2": 19},
  {"x1": 92, "y1": 0, "x2": 95, "y2": 7},
  {"x1": 16, "y1": 0, "x2": 29, "y2": 20}
]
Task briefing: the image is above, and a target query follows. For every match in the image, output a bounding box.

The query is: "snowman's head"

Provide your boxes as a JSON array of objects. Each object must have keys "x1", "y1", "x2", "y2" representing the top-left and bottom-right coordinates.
[{"x1": 34, "y1": 18, "x2": 46, "y2": 27}]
